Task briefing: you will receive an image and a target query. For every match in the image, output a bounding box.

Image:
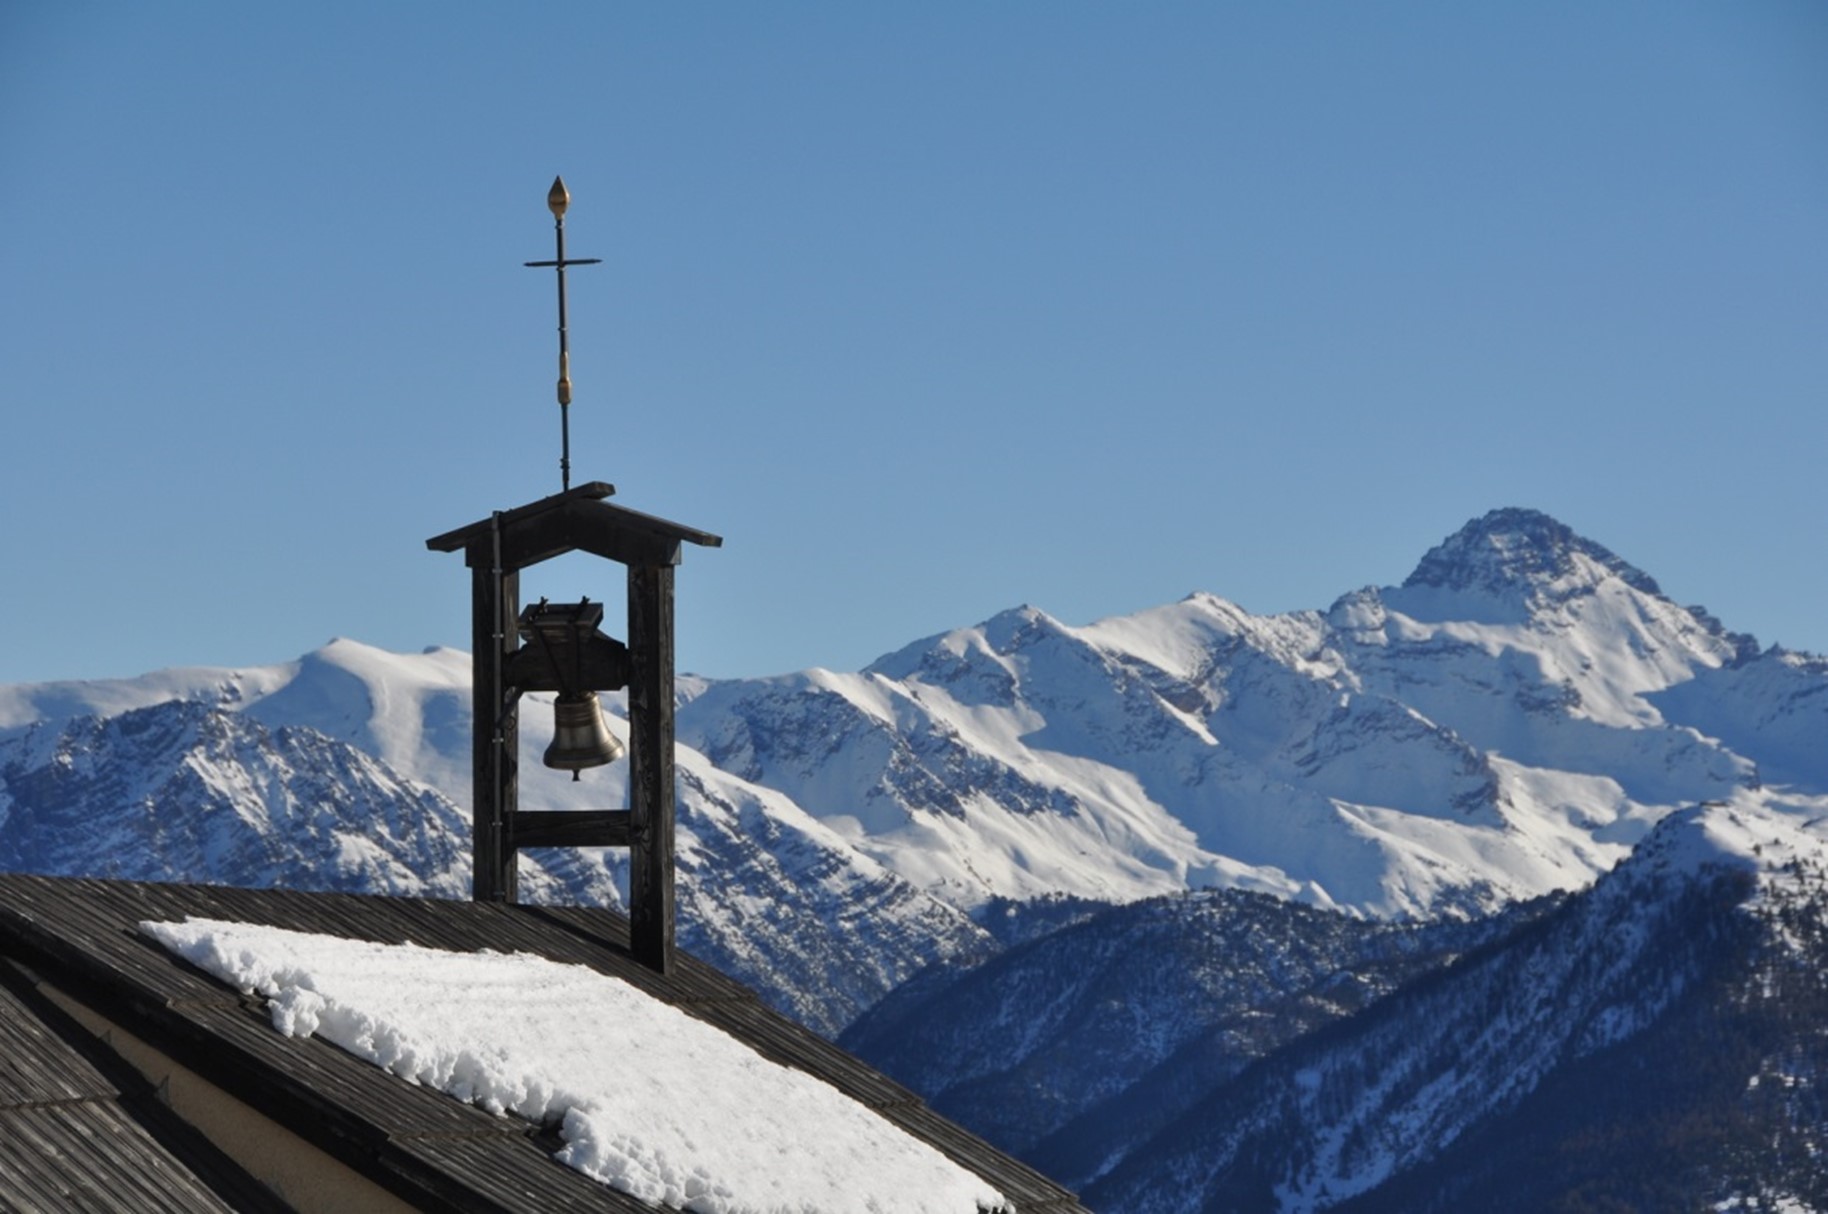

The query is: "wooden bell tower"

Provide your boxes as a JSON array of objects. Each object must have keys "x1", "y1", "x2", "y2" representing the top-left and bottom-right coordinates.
[
  {"x1": 427, "y1": 487, "x2": 719, "y2": 972},
  {"x1": 426, "y1": 179, "x2": 721, "y2": 972}
]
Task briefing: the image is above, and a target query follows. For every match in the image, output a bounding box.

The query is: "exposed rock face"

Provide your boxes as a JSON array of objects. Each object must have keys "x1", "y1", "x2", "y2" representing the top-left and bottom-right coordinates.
[{"x1": 0, "y1": 701, "x2": 468, "y2": 897}]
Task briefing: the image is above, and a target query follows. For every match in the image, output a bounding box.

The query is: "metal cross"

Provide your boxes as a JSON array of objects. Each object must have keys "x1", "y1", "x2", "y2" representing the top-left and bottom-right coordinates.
[{"x1": 524, "y1": 176, "x2": 602, "y2": 492}]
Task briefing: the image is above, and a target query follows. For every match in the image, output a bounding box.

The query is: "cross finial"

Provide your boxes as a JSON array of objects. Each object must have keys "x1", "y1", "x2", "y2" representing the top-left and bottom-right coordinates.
[{"x1": 524, "y1": 175, "x2": 602, "y2": 491}]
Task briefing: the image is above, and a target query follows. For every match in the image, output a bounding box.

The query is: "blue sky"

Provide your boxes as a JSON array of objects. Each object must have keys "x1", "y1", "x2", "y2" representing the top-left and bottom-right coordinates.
[{"x1": 3, "y1": 3, "x2": 1825, "y2": 683}]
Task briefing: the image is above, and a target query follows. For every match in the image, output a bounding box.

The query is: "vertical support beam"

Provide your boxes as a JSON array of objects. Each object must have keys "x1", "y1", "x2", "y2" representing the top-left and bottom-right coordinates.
[
  {"x1": 470, "y1": 555, "x2": 521, "y2": 903},
  {"x1": 627, "y1": 561, "x2": 676, "y2": 972},
  {"x1": 497, "y1": 567, "x2": 521, "y2": 903}
]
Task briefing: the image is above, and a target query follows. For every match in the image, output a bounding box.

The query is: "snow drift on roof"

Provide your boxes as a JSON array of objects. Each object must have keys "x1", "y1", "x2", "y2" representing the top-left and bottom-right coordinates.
[{"x1": 140, "y1": 918, "x2": 1008, "y2": 1214}]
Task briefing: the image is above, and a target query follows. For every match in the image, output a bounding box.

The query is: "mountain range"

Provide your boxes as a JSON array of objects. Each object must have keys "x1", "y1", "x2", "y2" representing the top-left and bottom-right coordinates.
[
  {"x1": 675, "y1": 506, "x2": 1821, "y2": 917},
  {"x1": 3, "y1": 506, "x2": 1825, "y2": 1209}
]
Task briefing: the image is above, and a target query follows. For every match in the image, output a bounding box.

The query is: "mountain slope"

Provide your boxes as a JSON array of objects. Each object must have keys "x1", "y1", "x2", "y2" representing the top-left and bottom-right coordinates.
[
  {"x1": 1082, "y1": 795, "x2": 1828, "y2": 1213},
  {"x1": 0, "y1": 699, "x2": 467, "y2": 896},
  {"x1": 841, "y1": 888, "x2": 1545, "y2": 1166}
]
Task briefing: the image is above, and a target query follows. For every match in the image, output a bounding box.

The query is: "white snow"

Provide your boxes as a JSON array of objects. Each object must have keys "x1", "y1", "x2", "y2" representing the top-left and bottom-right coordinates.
[
  {"x1": 1714, "y1": 1197, "x2": 1818, "y2": 1213},
  {"x1": 139, "y1": 918, "x2": 1009, "y2": 1214}
]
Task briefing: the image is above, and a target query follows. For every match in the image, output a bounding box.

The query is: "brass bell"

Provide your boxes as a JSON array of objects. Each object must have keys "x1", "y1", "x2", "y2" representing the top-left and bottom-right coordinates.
[{"x1": 544, "y1": 690, "x2": 625, "y2": 778}]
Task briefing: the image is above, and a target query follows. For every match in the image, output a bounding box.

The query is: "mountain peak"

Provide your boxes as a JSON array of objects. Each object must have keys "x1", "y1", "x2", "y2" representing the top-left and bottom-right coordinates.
[{"x1": 1402, "y1": 508, "x2": 1664, "y2": 601}]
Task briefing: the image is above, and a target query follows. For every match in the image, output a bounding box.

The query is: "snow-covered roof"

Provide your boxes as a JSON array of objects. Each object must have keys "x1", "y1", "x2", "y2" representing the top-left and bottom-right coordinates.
[
  {"x1": 0, "y1": 874, "x2": 1086, "y2": 1213},
  {"x1": 143, "y1": 918, "x2": 1006, "y2": 1213}
]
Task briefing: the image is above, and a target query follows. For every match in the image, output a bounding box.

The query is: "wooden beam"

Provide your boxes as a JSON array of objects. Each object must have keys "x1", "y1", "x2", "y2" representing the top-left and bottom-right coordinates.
[
  {"x1": 470, "y1": 561, "x2": 520, "y2": 903},
  {"x1": 626, "y1": 561, "x2": 676, "y2": 973},
  {"x1": 572, "y1": 496, "x2": 723, "y2": 552},
  {"x1": 509, "y1": 811, "x2": 632, "y2": 849}
]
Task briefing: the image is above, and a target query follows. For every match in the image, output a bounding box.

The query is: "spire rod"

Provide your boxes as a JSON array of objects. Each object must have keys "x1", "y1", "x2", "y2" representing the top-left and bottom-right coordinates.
[{"x1": 524, "y1": 175, "x2": 602, "y2": 491}]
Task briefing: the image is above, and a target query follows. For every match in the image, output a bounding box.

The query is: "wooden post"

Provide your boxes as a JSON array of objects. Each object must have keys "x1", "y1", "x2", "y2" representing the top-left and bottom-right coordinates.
[
  {"x1": 470, "y1": 552, "x2": 520, "y2": 903},
  {"x1": 627, "y1": 561, "x2": 676, "y2": 972}
]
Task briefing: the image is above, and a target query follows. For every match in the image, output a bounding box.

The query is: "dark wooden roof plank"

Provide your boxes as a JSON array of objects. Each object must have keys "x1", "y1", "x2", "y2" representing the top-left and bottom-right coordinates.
[
  {"x1": 0, "y1": 978, "x2": 119, "y2": 1107},
  {"x1": 390, "y1": 1130, "x2": 658, "y2": 1214},
  {"x1": 198, "y1": 882, "x2": 424, "y2": 944},
  {"x1": 151, "y1": 1007, "x2": 570, "y2": 1214},
  {"x1": 515, "y1": 901, "x2": 629, "y2": 953},
  {"x1": 0, "y1": 950, "x2": 297, "y2": 1214},
  {"x1": 877, "y1": 1102, "x2": 1086, "y2": 1208},
  {"x1": 574, "y1": 495, "x2": 724, "y2": 551},
  {"x1": 0, "y1": 1101, "x2": 245, "y2": 1214},
  {"x1": 0, "y1": 879, "x2": 242, "y2": 1011}
]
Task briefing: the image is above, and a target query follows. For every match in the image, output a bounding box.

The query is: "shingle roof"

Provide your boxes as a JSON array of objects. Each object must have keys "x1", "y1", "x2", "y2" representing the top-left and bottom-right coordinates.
[{"x1": 0, "y1": 874, "x2": 1087, "y2": 1213}]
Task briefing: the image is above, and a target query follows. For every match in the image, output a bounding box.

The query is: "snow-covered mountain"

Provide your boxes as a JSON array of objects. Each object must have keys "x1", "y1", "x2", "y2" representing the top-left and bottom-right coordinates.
[
  {"x1": 0, "y1": 699, "x2": 468, "y2": 897},
  {"x1": 0, "y1": 643, "x2": 989, "y2": 1035},
  {"x1": 676, "y1": 507, "x2": 1823, "y2": 919}
]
